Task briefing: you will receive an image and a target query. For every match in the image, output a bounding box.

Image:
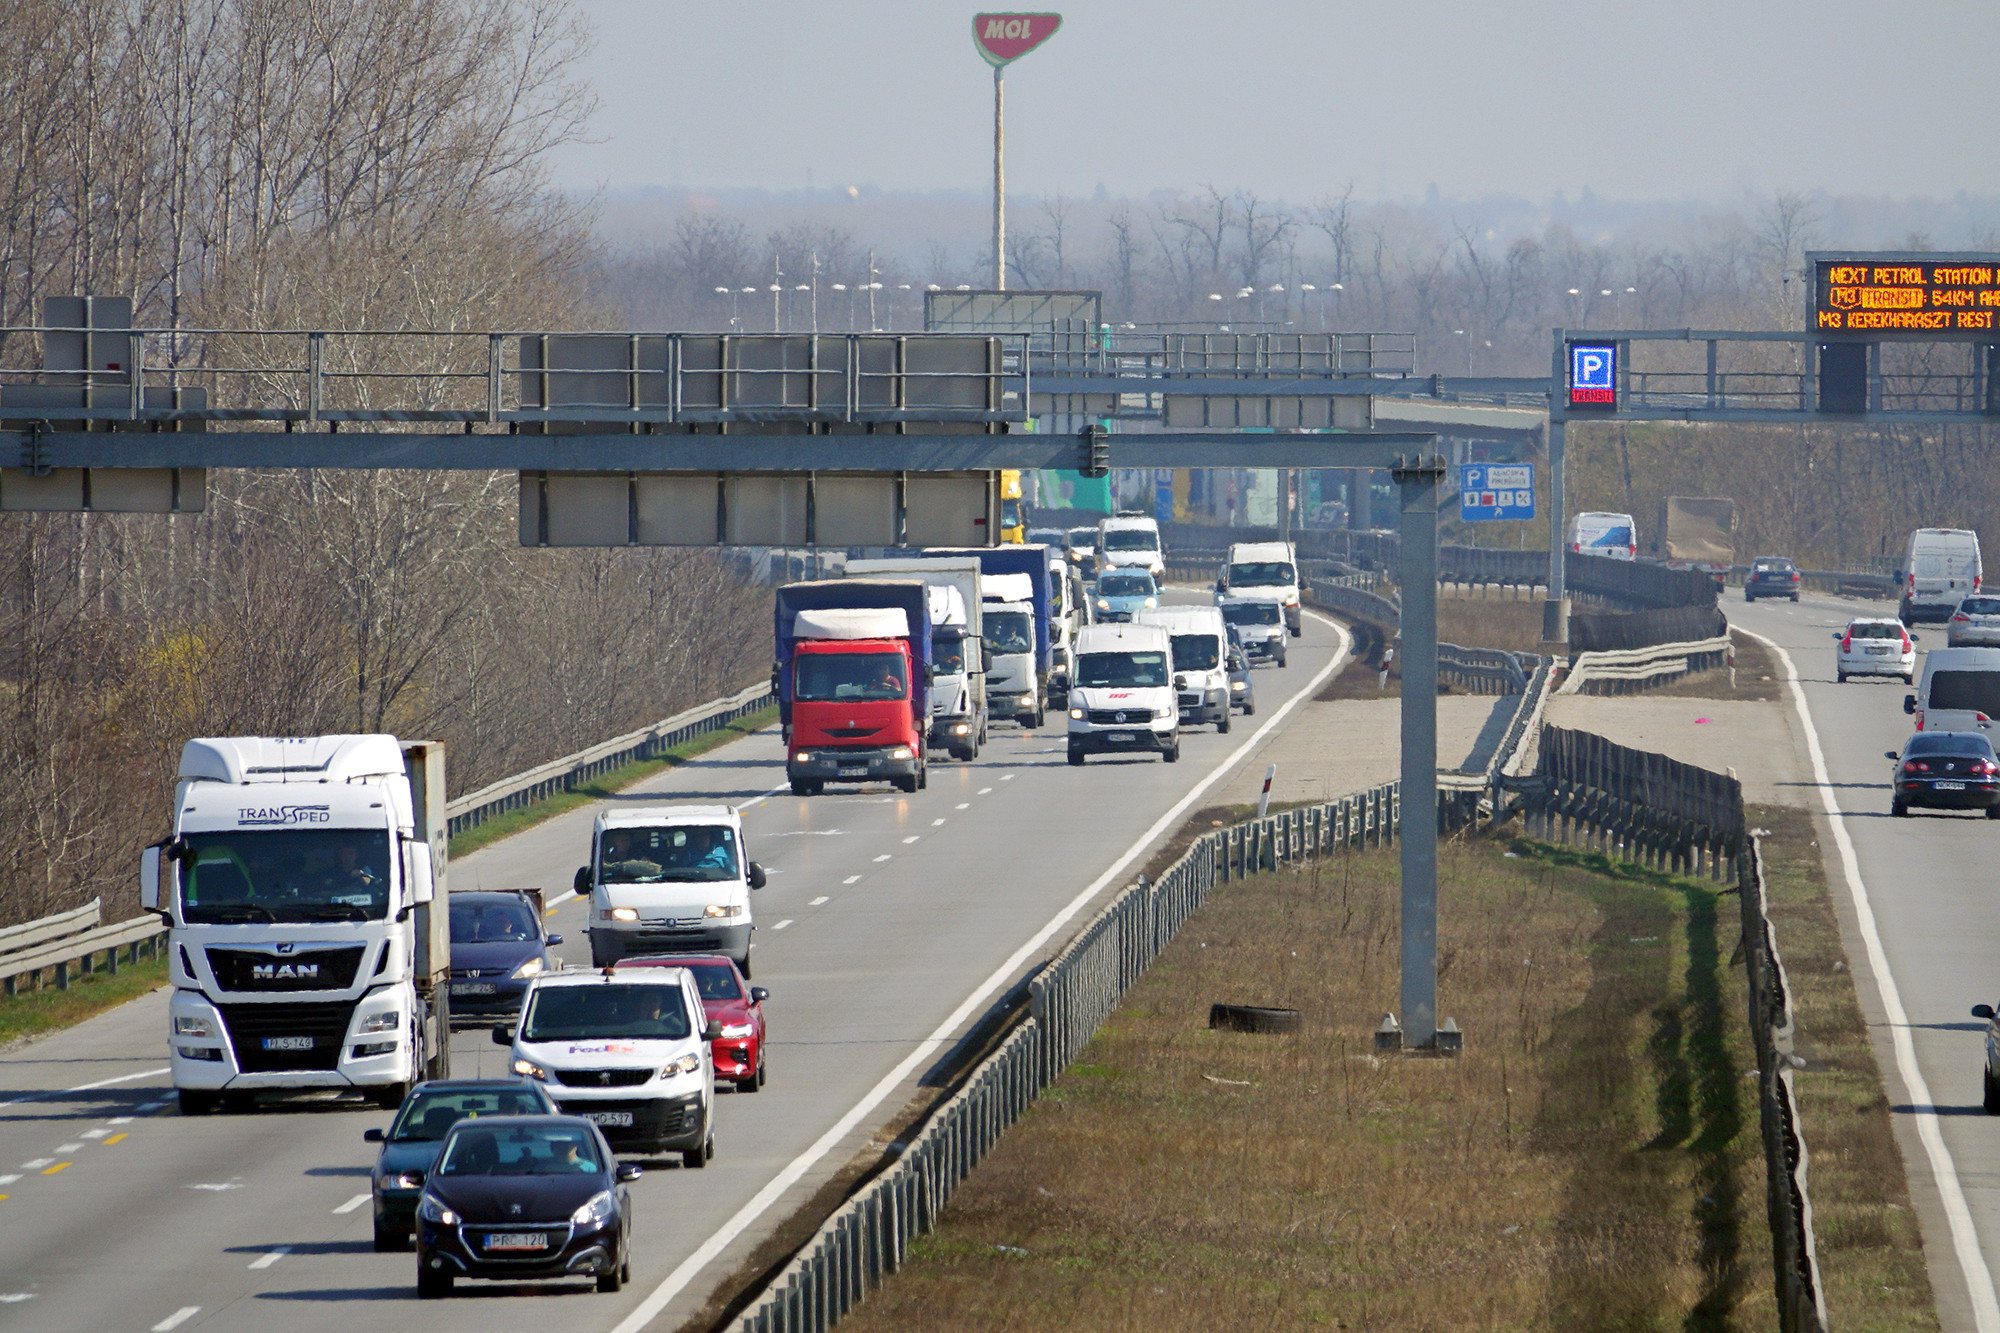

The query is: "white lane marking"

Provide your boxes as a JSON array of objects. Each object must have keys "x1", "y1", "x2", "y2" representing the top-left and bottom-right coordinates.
[
  {"x1": 956, "y1": 803, "x2": 971, "y2": 810},
  {"x1": 0, "y1": 1066, "x2": 170, "y2": 1108},
  {"x1": 977, "y1": 787, "x2": 993, "y2": 795},
  {"x1": 932, "y1": 818, "x2": 947, "y2": 827},
  {"x1": 187, "y1": 1181, "x2": 242, "y2": 1191},
  {"x1": 544, "y1": 888, "x2": 576, "y2": 912},
  {"x1": 19, "y1": 1160, "x2": 51, "y2": 1171},
  {"x1": 81, "y1": 1129, "x2": 109, "y2": 1139},
  {"x1": 873, "y1": 854, "x2": 891, "y2": 863},
  {"x1": 901, "y1": 836, "x2": 920, "y2": 844},
  {"x1": 153, "y1": 1308, "x2": 200, "y2": 1332},
  {"x1": 106, "y1": 1117, "x2": 133, "y2": 1125},
  {"x1": 1745, "y1": 624, "x2": 2000, "y2": 1333},
  {"x1": 808, "y1": 897, "x2": 829, "y2": 907},
  {"x1": 247, "y1": 1246, "x2": 291, "y2": 1270},
  {"x1": 0, "y1": 1293, "x2": 33, "y2": 1302},
  {"x1": 608, "y1": 611, "x2": 1351, "y2": 1333},
  {"x1": 772, "y1": 920, "x2": 793, "y2": 931},
  {"x1": 1001, "y1": 773, "x2": 1014, "y2": 781},
  {"x1": 842, "y1": 876, "x2": 861, "y2": 886},
  {"x1": 55, "y1": 1143, "x2": 82, "y2": 1154},
  {"x1": 137, "y1": 1101, "x2": 168, "y2": 1113},
  {"x1": 739, "y1": 781, "x2": 799, "y2": 813},
  {"x1": 0, "y1": 1175, "x2": 18, "y2": 1185},
  {"x1": 334, "y1": 1192, "x2": 370, "y2": 1214}
]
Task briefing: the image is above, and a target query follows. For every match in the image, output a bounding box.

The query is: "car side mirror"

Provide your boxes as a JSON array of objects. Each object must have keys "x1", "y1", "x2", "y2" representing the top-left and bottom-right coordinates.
[
  {"x1": 704, "y1": 1020, "x2": 723, "y2": 1042},
  {"x1": 1831, "y1": 632, "x2": 1843, "y2": 640},
  {"x1": 364, "y1": 1127, "x2": 386, "y2": 1143},
  {"x1": 546, "y1": 934, "x2": 564, "y2": 946},
  {"x1": 1905, "y1": 695, "x2": 1917, "y2": 714},
  {"x1": 748, "y1": 862, "x2": 766, "y2": 890},
  {"x1": 1976, "y1": 1004, "x2": 1996, "y2": 1020},
  {"x1": 1886, "y1": 751, "x2": 1900, "y2": 761},
  {"x1": 1910, "y1": 633, "x2": 1921, "y2": 642},
  {"x1": 492, "y1": 1024, "x2": 513, "y2": 1046},
  {"x1": 750, "y1": 987, "x2": 770, "y2": 1004},
  {"x1": 574, "y1": 866, "x2": 591, "y2": 895},
  {"x1": 615, "y1": 1163, "x2": 643, "y2": 1183}
]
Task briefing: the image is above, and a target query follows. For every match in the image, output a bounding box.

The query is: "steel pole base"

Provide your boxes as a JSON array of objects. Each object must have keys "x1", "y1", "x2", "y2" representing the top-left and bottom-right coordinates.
[
  {"x1": 1372, "y1": 1013, "x2": 1464, "y2": 1057},
  {"x1": 1539, "y1": 596, "x2": 1570, "y2": 648}
]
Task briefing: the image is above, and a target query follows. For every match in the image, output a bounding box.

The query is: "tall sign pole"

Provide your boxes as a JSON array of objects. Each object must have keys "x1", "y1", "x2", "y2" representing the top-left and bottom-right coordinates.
[{"x1": 973, "y1": 13, "x2": 1062, "y2": 291}]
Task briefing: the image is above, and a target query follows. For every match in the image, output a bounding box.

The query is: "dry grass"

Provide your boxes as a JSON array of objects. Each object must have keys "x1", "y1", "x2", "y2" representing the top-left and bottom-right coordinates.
[
  {"x1": 1641, "y1": 632, "x2": 1781, "y2": 703},
  {"x1": 1439, "y1": 587, "x2": 1553, "y2": 654},
  {"x1": 1749, "y1": 804, "x2": 1938, "y2": 1330},
  {"x1": 836, "y1": 834, "x2": 1779, "y2": 1333}
]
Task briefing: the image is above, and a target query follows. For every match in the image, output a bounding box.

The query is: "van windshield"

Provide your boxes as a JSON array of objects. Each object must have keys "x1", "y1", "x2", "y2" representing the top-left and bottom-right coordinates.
[
  {"x1": 1076, "y1": 651, "x2": 1169, "y2": 688},
  {"x1": 1169, "y1": 634, "x2": 1221, "y2": 671},
  {"x1": 598, "y1": 825, "x2": 739, "y2": 883},
  {"x1": 1928, "y1": 671, "x2": 2000, "y2": 717},
  {"x1": 1099, "y1": 573, "x2": 1155, "y2": 598},
  {"x1": 1228, "y1": 562, "x2": 1295, "y2": 587},
  {"x1": 1102, "y1": 530, "x2": 1158, "y2": 552},
  {"x1": 1222, "y1": 603, "x2": 1282, "y2": 626},
  {"x1": 984, "y1": 611, "x2": 1033, "y2": 655},
  {"x1": 519, "y1": 983, "x2": 691, "y2": 1042}
]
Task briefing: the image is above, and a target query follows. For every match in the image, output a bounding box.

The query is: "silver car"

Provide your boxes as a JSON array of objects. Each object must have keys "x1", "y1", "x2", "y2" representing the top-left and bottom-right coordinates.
[{"x1": 1948, "y1": 596, "x2": 2000, "y2": 648}]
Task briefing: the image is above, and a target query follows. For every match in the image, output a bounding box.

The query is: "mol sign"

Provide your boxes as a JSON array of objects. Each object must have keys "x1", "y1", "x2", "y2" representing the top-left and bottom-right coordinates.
[
  {"x1": 973, "y1": 12, "x2": 1061, "y2": 65},
  {"x1": 1813, "y1": 252, "x2": 2000, "y2": 337}
]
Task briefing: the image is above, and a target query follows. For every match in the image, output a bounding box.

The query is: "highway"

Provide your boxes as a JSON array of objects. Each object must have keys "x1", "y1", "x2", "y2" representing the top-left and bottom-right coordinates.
[
  {"x1": 1735, "y1": 593, "x2": 2000, "y2": 1333},
  {"x1": 0, "y1": 602, "x2": 1350, "y2": 1333}
]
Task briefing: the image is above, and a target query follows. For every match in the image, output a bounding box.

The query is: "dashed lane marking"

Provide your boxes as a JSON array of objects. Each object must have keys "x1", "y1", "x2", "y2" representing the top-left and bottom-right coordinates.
[
  {"x1": 103, "y1": 1134, "x2": 127, "y2": 1146},
  {"x1": 248, "y1": 1246, "x2": 291, "y2": 1270},
  {"x1": 80, "y1": 1129, "x2": 109, "y2": 1139},
  {"x1": 107, "y1": 1116, "x2": 133, "y2": 1125},
  {"x1": 152, "y1": 1308, "x2": 200, "y2": 1332},
  {"x1": 842, "y1": 876, "x2": 861, "y2": 885},
  {"x1": 55, "y1": 1143, "x2": 82, "y2": 1154},
  {"x1": 872, "y1": 855, "x2": 891, "y2": 863},
  {"x1": 772, "y1": 920, "x2": 793, "y2": 931},
  {"x1": 956, "y1": 803, "x2": 970, "y2": 810},
  {"x1": 40, "y1": 1163, "x2": 69, "y2": 1175},
  {"x1": 1000, "y1": 773, "x2": 1014, "y2": 781},
  {"x1": 333, "y1": 1193, "x2": 370, "y2": 1214},
  {"x1": 0, "y1": 1175, "x2": 17, "y2": 1185},
  {"x1": 19, "y1": 1160, "x2": 50, "y2": 1171},
  {"x1": 931, "y1": 818, "x2": 946, "y2": 827},
  {"x1": 901, "y1": 836, "x2": 919, "y2": 844},
  {"x1": 977, "y1": 787, "x2": 993, "y2": 795},
  {"x1": 808, "y1": 897, "x2": 829, "y2": 906},
  {"x1": 0, "y1": 1293, "x2": 33, "y2": 1302}
]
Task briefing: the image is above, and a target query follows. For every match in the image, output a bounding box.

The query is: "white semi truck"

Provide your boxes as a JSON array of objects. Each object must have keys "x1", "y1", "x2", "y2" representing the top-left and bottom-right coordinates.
[{"x1": 141, "y1": 735, "x2": 451, "y2": 1115}]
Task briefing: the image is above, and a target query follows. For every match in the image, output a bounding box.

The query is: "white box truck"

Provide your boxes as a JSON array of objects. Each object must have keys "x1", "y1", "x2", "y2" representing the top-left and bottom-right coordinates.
[
  {"x1": 141, "y1": 735, "x2": 450, "y2": 1115},
  {"x1": 847, "y1": 556, "x2": 988, "y2": 760}
]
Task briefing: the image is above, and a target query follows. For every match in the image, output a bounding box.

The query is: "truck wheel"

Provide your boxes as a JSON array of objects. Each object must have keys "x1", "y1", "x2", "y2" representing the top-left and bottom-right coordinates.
[
  {"x1": 1067, "y1": 747, "x2": 1085, "y2": 767},
  {"x1": 373, "y1": 1083, "x2": 409, "y2": 1112},
  {"x1": 789, "y1": 779, "x2": 820, "y2": 797},
  {"x1": 736, "y1": 952, "x2": 751, "y2": 980},
  {"x1": 1163, "y1": 741, "x2": 1181, "y2": 764},
  {"x1": 917, "y1": 760, "x2": 928, "y2": 790},
  {"x1": 894, "y1": 774, "x2": 918, "y2": 794},
  {"x1": 177, "y1": 1089, "x2": 218, "y2": 1117}
]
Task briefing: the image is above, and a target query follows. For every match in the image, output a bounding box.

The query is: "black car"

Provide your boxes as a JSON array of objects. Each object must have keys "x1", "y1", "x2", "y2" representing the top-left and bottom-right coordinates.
[
  {"x1": 1744, "y1": 556, "x2": 1801, "y2": 603},
  {"x1": 1887, "y1": 731, "x2": 2000, "y2": 817},
  {"x1": 416, "y1": 1115, "x2": 639, "y2": 1298},
  {"x1": 447, "y1": 891, "x2": 562, "y2": 1020},
  {"x1": 365, "y1": 1078, "x2": 559, "y2": 1251}
]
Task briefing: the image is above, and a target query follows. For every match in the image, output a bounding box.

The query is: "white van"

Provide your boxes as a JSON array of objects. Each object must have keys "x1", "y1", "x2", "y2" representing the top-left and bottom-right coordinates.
[
  {"x1": 1215, "y1": 540, "x2": 1301, "y2": 637},
  {"x1": 1900, "y1": 528, "x2": 1983, "y2": 624},
  {"x1": 1906, "y1": 646, "x2": 2000, "y2": 734},
  {"x1": 1136, "y1": 605, "x2": 1231, "y2": 733},
  {"x1": 1098, "y1": 515, "x2": 1165, "y2": 578},
  {"x1": 579, "y1": 805, "x2": 765, "y2": 973},
  {"x1": 1066, "y1": 623, "x2": 1179, "y2": 765},
  {"x1": 1571, "y1": 512, "x2": 1637, "y2": 561}
]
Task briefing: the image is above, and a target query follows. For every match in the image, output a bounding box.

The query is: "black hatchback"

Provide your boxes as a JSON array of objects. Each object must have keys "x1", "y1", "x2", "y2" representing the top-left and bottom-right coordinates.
[
  {"x1": 416, "y1": 1115, "x2": 640, "y2": 1298},
  {"x1": 1888, "y1": 731, "x2": 2000, "y2": 817},
  {"x1": 1744, "y1": 556, "x2": 1801, "y2": 603}
]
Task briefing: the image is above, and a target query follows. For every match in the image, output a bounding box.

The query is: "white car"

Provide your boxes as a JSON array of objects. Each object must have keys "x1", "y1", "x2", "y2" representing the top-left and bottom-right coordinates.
[
  {"x1": 1834, "y1": 618, "x2": 1916, "y2": 684},
  {"x1": 504, "y1": 968, "x2": 718, "y2": 1168},
  {"x1": 1947, "y1": 596, "x2": 2000, "y2": 648}
]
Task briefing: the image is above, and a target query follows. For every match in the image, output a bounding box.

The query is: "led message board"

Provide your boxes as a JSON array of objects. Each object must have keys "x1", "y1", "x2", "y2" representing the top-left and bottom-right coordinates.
[
  {"x1": 1812, "y1": 252, "x2": 2000, "y2": 338},
  {"x1": 1567, "y1": 342, "x2": 1617, "y2": 411}
]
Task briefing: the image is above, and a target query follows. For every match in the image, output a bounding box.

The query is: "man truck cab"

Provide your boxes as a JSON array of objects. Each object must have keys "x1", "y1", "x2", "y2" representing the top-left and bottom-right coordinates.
[
  {"x1": 1066, "y1": 623, "x2": 1180, "y2": 765},
  {"x1": 1215, "y1": 540, "x2": 1301, "y2": 637},
  {"x1": 579, "y1": 805, "x2": 764, "y2": 974}
]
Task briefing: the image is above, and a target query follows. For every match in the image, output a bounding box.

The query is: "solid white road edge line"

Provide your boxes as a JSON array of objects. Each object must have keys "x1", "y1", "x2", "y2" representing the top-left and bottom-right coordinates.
[
  {"x1": 606, "y1": 610, "x2": 1352, "y2": 1333},
  {"x1": 0, "y1": 1067, "x2": 170, "y2": 1108},
  {"x1": 1742, "y1": 624, "x2": 2000, "y2": 1333}
]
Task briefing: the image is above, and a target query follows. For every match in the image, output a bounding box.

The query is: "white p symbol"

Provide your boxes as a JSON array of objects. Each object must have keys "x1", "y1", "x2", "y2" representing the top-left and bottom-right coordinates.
[{"x1": 1579, "y1": 352, "x2": 1605, "y2": 383}]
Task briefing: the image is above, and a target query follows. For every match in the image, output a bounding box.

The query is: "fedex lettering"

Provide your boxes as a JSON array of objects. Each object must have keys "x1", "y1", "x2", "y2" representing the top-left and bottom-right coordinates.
[{"x1": 972, "y1": 12, "x2": 1062, "y2": 66}]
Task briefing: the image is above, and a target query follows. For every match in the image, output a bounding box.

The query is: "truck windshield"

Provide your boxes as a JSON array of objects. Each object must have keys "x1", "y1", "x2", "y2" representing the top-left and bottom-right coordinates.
[
  {"x1": 933, "y1": 635, "x2": 966, "y2": 674},
  {"x1": 984, "y1": 612, "x2": 1033, "y2": 655},
  {"x1": 794, "y1": 652, "x2": 907, "y2": 702},
  {"x1": 1076, "y1": 651, "x2": 1169, "y2": 688},
  {"x1": 598, "y1": 825, "x2": 740, "y2": 884},
  {"x1": 520, "y1": 983, "x2": 691, "y2": 1041},
  {"x1": 180, "y1": 829, "x2": 391, "y2": 924},
  {"x1": 1170, "y1": 634, "x2": 1221, "y2": 671},
  {"x1": 1222, "y1": 603, "x2": 1282, "y2": 627},
  {"x1": 1228, "y1": 562, "x2": 1295, "y2": 587},
  {"x1": 1928, "y1": 671, "x2": 2000, "y2": 716},
  {"x1": 1102, "y1": 530, "x2": 1158, "y2": 552},
  {"x1": 1099, "y1": 573, "x2": 1155, "y2": 598}
]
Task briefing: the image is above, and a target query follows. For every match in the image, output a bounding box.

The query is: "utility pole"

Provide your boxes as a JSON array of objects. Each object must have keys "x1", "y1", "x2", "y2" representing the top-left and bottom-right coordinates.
[{"x1": 993, "y1": 64, "x2": 1005, "y2": 290}]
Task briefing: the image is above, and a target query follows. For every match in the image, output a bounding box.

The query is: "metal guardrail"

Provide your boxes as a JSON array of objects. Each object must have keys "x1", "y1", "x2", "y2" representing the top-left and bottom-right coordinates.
[
  {"x1": 1557, "y1": 634, "x2": 1733, "y2": 695},
  {"x1": 0, "y1": 899, "x2": 99, "y2": 953},
  {"x1": 445, "y1": 682, "x2": 776, "y2": 838},
  {"x1": 2, "y1": 903, "x2": 169, "y2": 997}
]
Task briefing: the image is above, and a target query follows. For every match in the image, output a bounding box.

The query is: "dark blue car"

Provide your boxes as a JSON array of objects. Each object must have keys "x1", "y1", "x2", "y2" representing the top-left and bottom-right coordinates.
[
  {"x1": 365, "y1": 1078, "x2": 559, "y2": 1250},
  {"x1": 446, "y1": 891, "x2": 562, "y2": 1020}
]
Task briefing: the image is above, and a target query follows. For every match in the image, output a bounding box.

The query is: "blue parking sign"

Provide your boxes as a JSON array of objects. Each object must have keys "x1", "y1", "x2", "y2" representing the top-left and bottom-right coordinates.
[{"x1": 1459, "y1": 463, "x2": 1535, "y2": 522}]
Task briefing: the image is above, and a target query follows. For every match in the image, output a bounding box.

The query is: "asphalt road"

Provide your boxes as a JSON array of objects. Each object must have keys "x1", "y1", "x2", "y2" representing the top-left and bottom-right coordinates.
[
  {"x1": 1735, "y1": 593, "x2": 2000, "y2": 1333},
  {"x1": 0, "y1": 602, "x2": 1350, "y2": 1333}
]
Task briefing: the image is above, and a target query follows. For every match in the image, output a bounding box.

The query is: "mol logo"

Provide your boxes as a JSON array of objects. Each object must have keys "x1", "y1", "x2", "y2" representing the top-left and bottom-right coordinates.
[
  {"x1": 251, "y1": 962, "x2": 321, "y2": 983},
  {"x1": 973, "y1": 12, "x2": 1062, "y2": 66}
]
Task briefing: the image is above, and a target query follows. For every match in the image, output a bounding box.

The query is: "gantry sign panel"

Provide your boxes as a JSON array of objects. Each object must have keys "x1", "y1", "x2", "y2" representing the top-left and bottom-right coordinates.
[{"x1": 1812, "y1": 251, "x2": 2000, "y2": 338}]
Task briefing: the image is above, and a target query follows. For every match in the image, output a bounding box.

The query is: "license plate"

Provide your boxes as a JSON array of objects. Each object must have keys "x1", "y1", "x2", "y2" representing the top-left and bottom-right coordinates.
[
  {"x1": 484, "y1": 1232, "x2": 547, "y2": 1251},
  {"x1": 838, "y1": 765, "x2": 867, "y2": 777},
  {"x1": 580, "y1": 1110, "x2": 634, "y2": 1127},
  {"x1": 1106, "y1": 732, "x2": 1136, "y2": 743},
  {"x1": 450, "y1": 981, "x2": 497, "y2": 995},
  {"x1": 1935, "y1": 780, "x2": 1966, "y2": 790},
  {"x1": 1866, "y1": 646, "x2": 1890, "y2": 654},
  {"x1": 262, "y1": 1036, "x2": 313, "y2": 1051}
]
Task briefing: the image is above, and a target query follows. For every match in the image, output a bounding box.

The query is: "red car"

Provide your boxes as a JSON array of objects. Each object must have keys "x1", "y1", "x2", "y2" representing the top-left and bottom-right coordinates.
[{"x1": 613, "y1": 954, "x2": 768, "y2": 1092}]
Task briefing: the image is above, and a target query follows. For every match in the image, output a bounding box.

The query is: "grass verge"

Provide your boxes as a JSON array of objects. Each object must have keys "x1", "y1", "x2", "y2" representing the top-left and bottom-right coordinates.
[
  {"x1": 1641, "y1": 631, "x2": 1781, "y2": 703},
  {"x1": 836, "y1": 832, "x2": 1779, "y2": 1332},
  {"x1": 0, "y1": 954, "x2": 169, "y2": 1051},
  {"x1": 448, "y1": 704, "x2": 778, "y2": 859}
]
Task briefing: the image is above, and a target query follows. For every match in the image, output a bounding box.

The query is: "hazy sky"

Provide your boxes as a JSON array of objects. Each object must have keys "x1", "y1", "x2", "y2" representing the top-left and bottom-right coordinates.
[{"x1": 557, "y1": 1, "x2": 2000, "y2": 204}]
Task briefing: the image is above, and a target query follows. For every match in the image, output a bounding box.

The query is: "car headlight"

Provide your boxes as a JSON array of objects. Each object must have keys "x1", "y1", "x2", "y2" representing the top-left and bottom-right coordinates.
[
  {"x1": 719, "y1": 1022, "x2": 755, "y2": 1038},
  {"x1": 1069, "y1": 707, "x2": 1085, "y2": 719},
  {"x1": 571, "y1": 1190, "x2": 617, "y2": 1226},
  {"x1": 511, "y1": 1057, "x2": 548, "y2": 1081},
  {"x1": 1143, "y1": 597, "x2": 1158, "y2": 608},
  {"x1": 1097, "y1": 598, "x2": 1110, "y2": 609},
  {"x1": 662, "y1": 1053, "x2": 702, "y2": 1077},
  {"x1": 1157, "y1": 708, "x2": 1175, "y2": 721},
  {"x1": 358, "y1": 1009, "x2": 401, "y2": 1035},
  {"x1": 704, "y1": 903, "x2": 742, "y2": 919},
  {"x1": 173, "y1": 1015, "x2": 214, "y2": 1038},
  {"x1": 793, "y1": 750, "x2": 813, "y2": 762},
  {"x1": 608, "y1": 907, "x2": 640, "y2": 922},
  {"x1": 889, "y1": 745, "x2": 913, "y2": 760},
  {"x1": 417, "y1": 1194, "x2": 458, "y2": 1225},
  {"x1": 1231, "y1": 681, "x2": 1246, "y2": 692},
  {"x1": 1284, "y1": 593, "x2": 1299, "y2": 605},
  {"x1": 510, "y1": 957, "x2": 545, "y2": 980},
  {"x1": 387, "y1": 1171, "x2": 425, "y2": 1191}
]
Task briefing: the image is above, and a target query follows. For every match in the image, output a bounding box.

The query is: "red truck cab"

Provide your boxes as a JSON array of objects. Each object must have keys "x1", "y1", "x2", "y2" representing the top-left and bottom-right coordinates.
[{"x1": 787, "y1": 609, "x2": 927, "y2": 796}]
